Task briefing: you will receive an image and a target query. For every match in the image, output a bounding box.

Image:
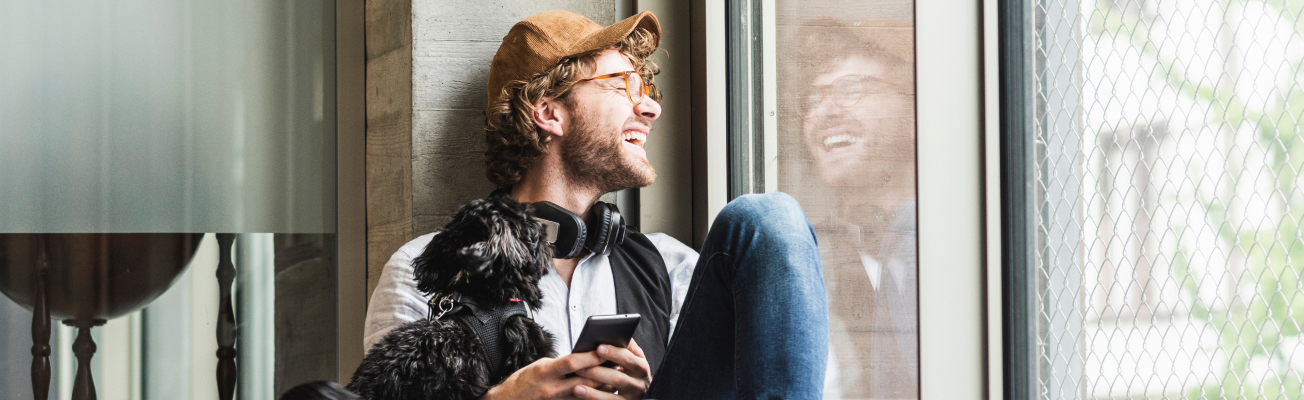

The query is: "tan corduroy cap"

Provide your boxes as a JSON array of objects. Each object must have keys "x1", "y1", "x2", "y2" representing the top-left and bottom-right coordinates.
[{"x1": 486, "y1": 10, "x2": 660, "y2": 109}]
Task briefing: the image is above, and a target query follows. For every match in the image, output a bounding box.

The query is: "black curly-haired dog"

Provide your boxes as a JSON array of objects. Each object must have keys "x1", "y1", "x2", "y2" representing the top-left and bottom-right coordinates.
[{"x1": 347, "y1": 196, "x2": 557, "y2": 400}]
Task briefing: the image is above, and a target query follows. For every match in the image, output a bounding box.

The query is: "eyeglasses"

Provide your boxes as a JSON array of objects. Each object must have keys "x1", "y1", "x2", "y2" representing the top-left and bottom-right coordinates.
[
  {"x1": 801, "y1": 74, "x2": 912, "y2": 118},
  {"x1": 579, "y1": 71, "x2": 659, "y2": 105}
]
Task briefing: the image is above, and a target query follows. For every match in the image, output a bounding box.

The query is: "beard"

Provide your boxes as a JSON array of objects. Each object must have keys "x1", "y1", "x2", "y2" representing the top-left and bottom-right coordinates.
[{"x1": 560, "y1": 105, "x2": 656, "y2": 193}]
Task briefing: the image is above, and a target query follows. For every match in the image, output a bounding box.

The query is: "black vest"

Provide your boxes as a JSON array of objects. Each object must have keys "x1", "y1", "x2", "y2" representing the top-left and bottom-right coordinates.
[{"x1": 608, "y1": 230, "x2": 673, "y2": 373}]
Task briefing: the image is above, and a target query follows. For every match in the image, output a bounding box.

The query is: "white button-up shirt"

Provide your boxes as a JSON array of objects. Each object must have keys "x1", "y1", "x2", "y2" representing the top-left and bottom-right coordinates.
[{"x1": 362, "y1": 232, "x2": 700, "y2": 355}]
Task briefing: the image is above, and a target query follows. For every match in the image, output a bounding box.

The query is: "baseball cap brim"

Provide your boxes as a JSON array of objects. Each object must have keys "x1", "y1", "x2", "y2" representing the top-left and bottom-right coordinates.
[{"x1": 565, "y1": 11, "x2": 661, "y2": 59}]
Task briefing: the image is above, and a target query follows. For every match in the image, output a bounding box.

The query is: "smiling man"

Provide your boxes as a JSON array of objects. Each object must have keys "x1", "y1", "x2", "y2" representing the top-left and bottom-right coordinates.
[
  {"x1": 363, "y1": 10, "x2": 829, "y2": 400},
  {"x1": 790, "y1": 16, "x2": 918, "y2": 399}
]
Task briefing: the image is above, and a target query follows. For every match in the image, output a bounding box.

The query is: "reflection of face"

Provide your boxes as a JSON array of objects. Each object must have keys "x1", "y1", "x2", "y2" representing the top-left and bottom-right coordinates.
[
  {"x1": 802, "y1": 56, "x2": 914, "y2": 188},
  {"x1": 561, "y1": 49, "x2": 662, "y2": 193}
]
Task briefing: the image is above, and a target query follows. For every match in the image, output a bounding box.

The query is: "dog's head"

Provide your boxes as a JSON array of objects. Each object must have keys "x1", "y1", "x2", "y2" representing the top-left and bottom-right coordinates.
[{"x1": 413, "y1": 196, "x2": 552, "y2": 308}]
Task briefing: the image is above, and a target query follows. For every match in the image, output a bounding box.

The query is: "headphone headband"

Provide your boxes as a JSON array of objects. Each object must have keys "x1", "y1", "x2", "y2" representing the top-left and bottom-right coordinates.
[{"x1": 489, "y1": 188, "x2": 627, "y2": 259}]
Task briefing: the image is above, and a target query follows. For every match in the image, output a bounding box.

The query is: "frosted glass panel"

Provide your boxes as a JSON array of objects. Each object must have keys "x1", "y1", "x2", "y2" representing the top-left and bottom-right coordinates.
[{"x1": 0, "y1": 0, "x2": 336, "y2": 233}]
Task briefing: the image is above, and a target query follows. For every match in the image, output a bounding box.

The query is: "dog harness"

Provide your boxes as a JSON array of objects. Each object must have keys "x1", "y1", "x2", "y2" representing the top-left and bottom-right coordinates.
[{"x1": 429, "y1": 292, "x2": 531, "y2": 382}]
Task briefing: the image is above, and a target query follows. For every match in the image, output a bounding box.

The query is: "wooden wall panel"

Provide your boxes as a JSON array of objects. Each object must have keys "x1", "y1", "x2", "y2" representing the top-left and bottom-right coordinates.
[{"x1": 365, "y1": 0, "x2": 413, "y2": 297}]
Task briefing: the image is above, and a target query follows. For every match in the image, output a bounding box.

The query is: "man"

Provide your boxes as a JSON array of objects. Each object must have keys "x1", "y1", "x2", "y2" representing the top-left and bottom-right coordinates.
[
  {"x1": 364, "y1": 10, "x2": 828, "y2": 399},
  {"x1": 784, "y1": 16, "x2": 918, "y2": 399}
]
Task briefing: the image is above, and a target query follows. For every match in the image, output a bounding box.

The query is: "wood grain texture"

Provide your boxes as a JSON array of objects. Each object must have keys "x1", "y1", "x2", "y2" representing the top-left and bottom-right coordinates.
[
  {"x1": 30, "y1": 238, "x2": 50, "y2": 400},
  {"x1": 365, "y1": 0, "x2": 414, "y2": 298},
  {"x1": 365, "y1": 0, "x2": 412, "y2": 60}
]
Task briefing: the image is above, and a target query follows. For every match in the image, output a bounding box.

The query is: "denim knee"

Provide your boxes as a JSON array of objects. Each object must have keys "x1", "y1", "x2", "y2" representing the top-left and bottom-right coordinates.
[
  {"x1": 715, "y1": 192, "x2": 826, "y2": 307},
  {"x1": 717, "y1": 192, "x2": 812, "y2": 239},
  {"x1": 712, "y1": 192, "x2": 820, "y2": 260}
]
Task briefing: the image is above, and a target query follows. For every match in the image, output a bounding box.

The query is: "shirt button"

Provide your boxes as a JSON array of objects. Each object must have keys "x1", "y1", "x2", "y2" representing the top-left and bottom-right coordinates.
[{"x1": 570, "y1": 304, "x2": 578, "y2": 311}]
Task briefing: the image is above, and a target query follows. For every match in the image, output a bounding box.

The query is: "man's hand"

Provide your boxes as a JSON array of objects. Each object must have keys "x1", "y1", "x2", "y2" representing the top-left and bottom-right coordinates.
[
  {"x1": 571, "y1": 339, "x2": 653, "y2": 400},
  {"x1": 482, "y1": 352, "x2": 609, "y2": 400}
]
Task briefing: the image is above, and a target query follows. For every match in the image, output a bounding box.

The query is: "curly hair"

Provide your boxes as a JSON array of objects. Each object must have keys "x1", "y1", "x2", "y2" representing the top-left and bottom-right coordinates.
[{"x1": 483, "y1": 28, "x2": 661, "y2": 187}]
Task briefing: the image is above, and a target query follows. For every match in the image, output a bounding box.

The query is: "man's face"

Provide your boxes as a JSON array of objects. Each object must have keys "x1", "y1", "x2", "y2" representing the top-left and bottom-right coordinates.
[
  {"x1": 802, "y1": 56, "x2": 914, "y2": 188},
  {"x1": 560, "y1": 49, "x2": 662, "y2": 193}
]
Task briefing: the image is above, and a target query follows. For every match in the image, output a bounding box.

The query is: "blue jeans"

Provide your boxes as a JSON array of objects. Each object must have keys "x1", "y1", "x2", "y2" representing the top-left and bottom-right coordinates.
[{"x1": 646, "y1": 193, "x2": 828, "y2": 399}]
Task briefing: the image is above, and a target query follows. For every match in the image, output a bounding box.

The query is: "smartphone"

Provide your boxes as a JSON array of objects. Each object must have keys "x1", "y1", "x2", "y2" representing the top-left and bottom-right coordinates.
[{"x1": 568, "y1": 313, "x2": 641, "y2": 372}]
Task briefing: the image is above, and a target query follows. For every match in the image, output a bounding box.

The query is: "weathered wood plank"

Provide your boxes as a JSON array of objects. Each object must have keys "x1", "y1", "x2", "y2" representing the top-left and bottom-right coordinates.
[
  {"x1": 365, "y1": 10, "x2": 414, "y2": 298},
  {"x1": 365, "y1": 0, "x2": 412, "y2": 60}
]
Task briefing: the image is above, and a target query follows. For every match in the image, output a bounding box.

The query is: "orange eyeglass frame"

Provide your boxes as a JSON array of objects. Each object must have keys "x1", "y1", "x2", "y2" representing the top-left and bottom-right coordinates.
[{"x1": 578, "y1": 71, "x2": 658, "y2": 105}]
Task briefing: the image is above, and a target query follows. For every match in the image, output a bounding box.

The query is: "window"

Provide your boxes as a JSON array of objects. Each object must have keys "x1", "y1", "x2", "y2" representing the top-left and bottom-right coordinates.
[
  {"x1": 1004, "y1": 0, "x2": 1304, "y2": 398},
  {"x1": 0, "y1": 1, "x2": 347, "y2": 398},
  {"x1": 726, "y1": 0, "x2": 921, "y2": 397}
]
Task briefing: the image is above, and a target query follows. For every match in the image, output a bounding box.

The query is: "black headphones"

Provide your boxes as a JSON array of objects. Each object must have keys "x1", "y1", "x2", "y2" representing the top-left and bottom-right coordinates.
[{"x1": 490, "y1": 188, "x2": 628, "y2": 259}]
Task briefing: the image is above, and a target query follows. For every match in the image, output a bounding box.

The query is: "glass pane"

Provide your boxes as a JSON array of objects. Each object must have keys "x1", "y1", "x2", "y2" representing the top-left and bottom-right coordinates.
[
  {"x1": 0, "y1": 1, "x2": 338, "y2": 398},
  {"x1": 1025, "y1": 0, "x2": 1304, "y2": 398},
  {"x1": 774, "y1": 1, "x2": 919, "y2": 398}
]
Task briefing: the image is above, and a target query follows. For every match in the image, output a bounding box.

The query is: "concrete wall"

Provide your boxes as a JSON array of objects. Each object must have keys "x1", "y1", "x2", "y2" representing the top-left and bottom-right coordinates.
[
  {"x1": 366, "y1": 1, "x2": 617, "y2": 297},
  {"x1": 409, "y1": 1, "x2": 616, "y2": 235}
]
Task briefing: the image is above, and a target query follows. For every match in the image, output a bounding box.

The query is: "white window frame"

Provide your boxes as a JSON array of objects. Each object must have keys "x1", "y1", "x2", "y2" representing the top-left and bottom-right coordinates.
[{"x1": 667, "y1": 0, "x2": 994, "y2": 398}]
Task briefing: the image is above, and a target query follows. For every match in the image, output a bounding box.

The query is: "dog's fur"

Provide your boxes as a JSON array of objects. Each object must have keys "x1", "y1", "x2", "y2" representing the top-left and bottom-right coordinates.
[{"x1": 347, "y1": 196, "x2": 557, "y2": 400}]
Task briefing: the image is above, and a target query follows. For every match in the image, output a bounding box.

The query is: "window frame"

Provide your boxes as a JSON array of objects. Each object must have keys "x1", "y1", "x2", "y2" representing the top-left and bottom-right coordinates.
[
  {"x1": 996, "y1": 0, "x2": 1038, "y2": 398},
  {"x1": 707, "y1": 0, "x2": 992, "y2": 397},
  {"x1": 335, "y1": 0, "x2": 367, "y2": 382}
]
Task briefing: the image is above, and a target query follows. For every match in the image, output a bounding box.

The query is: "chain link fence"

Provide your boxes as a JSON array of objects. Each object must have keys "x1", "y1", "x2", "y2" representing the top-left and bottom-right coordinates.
[{"x1": 1031, "y1": 0, "x2": 1304, "y2": 398}]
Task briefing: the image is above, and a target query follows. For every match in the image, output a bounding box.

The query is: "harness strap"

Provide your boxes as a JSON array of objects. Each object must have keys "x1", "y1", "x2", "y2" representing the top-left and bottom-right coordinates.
[{"x1": 441, "y1": 293, "x2": 529, "y2": 382}]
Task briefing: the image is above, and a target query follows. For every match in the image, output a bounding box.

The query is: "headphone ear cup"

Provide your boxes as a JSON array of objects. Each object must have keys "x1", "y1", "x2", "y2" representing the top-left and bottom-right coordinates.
[
  {"x1": 607, "y1": 203, "x2": 626, "y2": 248},
  {"x1": 585, "y1": 202, "x2": 615, "y2": 256},
  {"x1": 610, "y1": 210, "x2": 627, "y2": 247},
  {"x1": 531, "y1": 200, "x2": 587, "y2": 259}
]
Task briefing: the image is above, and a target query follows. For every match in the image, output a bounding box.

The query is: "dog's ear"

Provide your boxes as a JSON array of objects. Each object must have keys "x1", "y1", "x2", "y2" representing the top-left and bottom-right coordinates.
[
  {"x1": 414, "y1": 232, "x2": 465, "y2": 296},
  {"x1": 456, "y1": 241, "x2": 494, "y2": 273},
  {"x1": 482, "y1": 202, "x2": 552, "y2": 306}
]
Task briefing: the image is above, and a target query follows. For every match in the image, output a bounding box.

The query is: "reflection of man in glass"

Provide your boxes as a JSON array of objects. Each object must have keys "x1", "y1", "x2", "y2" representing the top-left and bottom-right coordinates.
[{"x1": 790, "y1": 16, "x2": 917, "y2": 399}]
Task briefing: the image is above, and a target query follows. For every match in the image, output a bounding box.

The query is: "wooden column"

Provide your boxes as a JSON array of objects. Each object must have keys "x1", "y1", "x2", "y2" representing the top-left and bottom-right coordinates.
[
  {"x1": 68, "y1": 321, "x2": 103, "y2": 400},
  {"x1": 30, "y1": 236, "x2": 51, "y2": 400},
  {"x1": 216, "y1": 233, "x2": 237, "y2": 400}
]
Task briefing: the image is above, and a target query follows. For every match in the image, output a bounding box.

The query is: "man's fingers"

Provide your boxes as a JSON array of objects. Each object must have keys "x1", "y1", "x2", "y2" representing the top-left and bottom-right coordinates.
[
  {"x1": 627, "y1": 338, "x2": 646, "y2": 358},
  {"x1": 560, "y1": 374, "x2": 604, "y2": 391},
  {"x1": 548, "y1": 352, "x2": 606, "y2": 376},
  {"x1": 573, "y1": 365, "x2": 643, "y2": 390},
  {"x1": 573, "y1": 384, "x2": 625, "y2": 400},
  {"x1": 596, "y1": 345, "x2": 651, "y2": 379}
]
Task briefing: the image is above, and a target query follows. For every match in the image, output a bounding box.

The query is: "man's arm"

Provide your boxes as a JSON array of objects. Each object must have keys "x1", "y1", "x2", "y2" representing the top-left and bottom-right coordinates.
[
  {"x1": 362, "y1": 233, "x2": 436, "y2": 351},
  {"x1": 483, "y1": 351, "x2": 622, "y2": 400}
]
